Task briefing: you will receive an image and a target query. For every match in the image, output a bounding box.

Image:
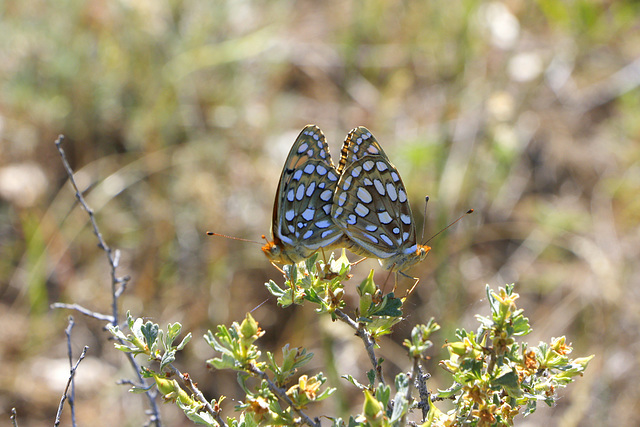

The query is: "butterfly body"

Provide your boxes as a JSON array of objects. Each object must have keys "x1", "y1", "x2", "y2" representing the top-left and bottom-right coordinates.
[
  {"x1": 332, "y1": 127, "x2": 430, "y2": 272},
  {"x1": 262, "y1": 125, "x2": 345, "y2": 264}
]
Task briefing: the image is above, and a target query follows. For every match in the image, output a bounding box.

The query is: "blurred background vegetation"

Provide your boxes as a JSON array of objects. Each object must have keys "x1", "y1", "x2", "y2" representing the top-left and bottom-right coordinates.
[{"x1": 1, "y1": 0, "x2": 639, "y2": 425}]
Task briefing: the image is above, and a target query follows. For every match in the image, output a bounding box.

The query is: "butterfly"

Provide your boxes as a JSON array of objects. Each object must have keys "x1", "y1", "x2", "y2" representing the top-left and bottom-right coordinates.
[
  {"x1": 331, "y1": 126, "x2": 431, "y2": 272},
  {"x1": 262, "y1": 125, "x2": 346, "y2": 264}
]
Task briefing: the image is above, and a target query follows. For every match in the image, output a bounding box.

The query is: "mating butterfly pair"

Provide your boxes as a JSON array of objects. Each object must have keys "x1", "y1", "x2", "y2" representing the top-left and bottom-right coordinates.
[{"x1": 262, "y1": 125, "x2": 430, "y2": 273}]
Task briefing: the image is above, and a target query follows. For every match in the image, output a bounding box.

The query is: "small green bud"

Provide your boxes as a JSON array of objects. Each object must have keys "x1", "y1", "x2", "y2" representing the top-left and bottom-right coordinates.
[
  {"x1": 240, "y1": 313, "x2": 259, "y2": 338},
  {"x1": 358, "y1": 270, "x2": 377, "y2": 297},
  {"x1": 362, "y1": 390, "x2": 385, "y2": 424},
  {"x1": 151, "y1": 372, "x2": 195, "y2": 407}
]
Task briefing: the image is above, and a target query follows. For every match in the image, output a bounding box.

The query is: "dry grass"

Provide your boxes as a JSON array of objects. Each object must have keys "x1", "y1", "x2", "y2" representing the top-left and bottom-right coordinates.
[{"x1": 1, "y1": 0, "x2": 639, "y2": 425}]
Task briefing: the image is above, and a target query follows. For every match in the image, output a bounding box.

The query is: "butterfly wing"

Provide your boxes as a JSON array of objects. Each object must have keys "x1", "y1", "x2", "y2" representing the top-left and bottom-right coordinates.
[
  {"x1": 332, "y1": 127, "x2": 429, "y2": 271},
  {"x1": 263, "y1": 125, "x2": 344, "y2": 264},
  {"x1": 337, "y1": 126, "x2": 386, "y2": 174}
]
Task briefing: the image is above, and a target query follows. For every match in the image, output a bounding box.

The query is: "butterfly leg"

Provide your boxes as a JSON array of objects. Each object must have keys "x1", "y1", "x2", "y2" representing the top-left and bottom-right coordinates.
[
  {"x1": 351, "y1": 257, "x2": 368, "y2": 267},
  {"x1": 380, "y1": 269, "x2": 395, "y2": 295},
  {"x1": 392, "y1": 271, "x2": 399, "y2": 294},
  {"x1": 269, "y1": 261, "x2": 286, "y2": 276},
  {"x1": 316, "y1": 248, "x2": 335, "y2": 280},
  {"x1": 399, "y1": 271, "x2": 420, "y2": 302}
]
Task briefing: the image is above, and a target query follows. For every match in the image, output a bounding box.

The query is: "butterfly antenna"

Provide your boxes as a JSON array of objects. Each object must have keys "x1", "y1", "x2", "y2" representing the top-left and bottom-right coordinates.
[
  {"x1": 423, "y1": 209, "x2": 474, "y2": 245},
  {"x1": 206, "y1": 231, "x2": 263, "y2": 245},
  {"x1": 421, "y1": 196, "x2": 430, "y2": 241},
  {"x1": 250, "y1": 298, "x2": 270, "y2": 313}
]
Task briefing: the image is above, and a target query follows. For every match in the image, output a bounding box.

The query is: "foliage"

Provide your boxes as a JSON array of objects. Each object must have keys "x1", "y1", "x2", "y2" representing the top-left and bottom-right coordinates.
[
  {"x1": 429, "y1": 285, "x2": 593, "y2": 426},
  {"x1": 108, "y1": 260, "x2": 592, "y2": 426}
]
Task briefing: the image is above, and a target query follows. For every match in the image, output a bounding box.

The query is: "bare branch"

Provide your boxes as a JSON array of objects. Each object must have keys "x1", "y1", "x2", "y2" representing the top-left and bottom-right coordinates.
[
  {"x1": 54, "y1": 345, "x2": 88, "y2": 426},
  {"x1": 53, "y1": 135, "x2": 161, "y2": 426},
  {"x1": 50, "y1": 303, "x2": 115, "y2": 323},
  {"x1": 400, "y1": 357, "x2": 420, "y2": 425},
  {"x1": 117, "y1": 378, "x2": 146, "y2": 388},
  {"x1": 64, "y1": 317, "x2": 78, "y2": 427},
  {"x1": 54, "y1": 135, "x2": 128, "y2": 325},
  {"x1": 415, "y1": 364, "x2": 431, "y2": 422},
  {"x1": 162, "y1": 364, "x2": 227, "y2": 427},
  {"x1": 333, "y1": 308, "x2": 385, "y2": 386}
]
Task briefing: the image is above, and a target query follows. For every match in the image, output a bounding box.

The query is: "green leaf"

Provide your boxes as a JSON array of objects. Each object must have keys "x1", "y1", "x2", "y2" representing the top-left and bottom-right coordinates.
[
  {"x1": 176, "y1": 333, "x2": 192, "y2": 351},
  {"x1": 371, "y1": 293, "x2": 403, "y2": 317},
  {"x1": 315, "y1": 385, "x2": 337, "y2": 402},
  {"x1": 131, "y1": 317, "x2": 145, "y2": 342},
  {"x1": 282, "y1": 345, "x2": 313, "y2": 371},
  {"x1": 436, "y1": 383, "x2": 462, "y2": 398},
  {"x1": 177, "y1": 399, "x2": 216, "y2": 426},
  {"x1": 365, "y1": 316, "x2": 403, "y2": 338},
  {"x1": 389, "y1": 374, "x2": 409, "y2": 422},
  {"x1": 141, "y1": 321, "x2": 159, "y2": 347},
  {"x1": 160, "y1": 350, "x2": 176, "y2": 371},
  {"x1": 129, "y1": 383, "x2": 154, "y2": 393},
  {"x1": 207, "y1": 353, "x2": 240, "y2": 370},
  {"x1": 342, "y1": 374, "x2": 368, "y2": 390},
  {"x1": 305, "y1": 252, "x2": 319, "y2": 272},
  {"x1": 284, "y1": 264, "x2": 297, "y2": 284},
  {"x1": 375, "y1": 383, "x2": 391, "y2": 406},
  {"x1": 305, "y1": 286, "x2": 322, "y2": 304},
  {"x1": 166, "y1": 322, "x2": 182, "y2": 346},
  {"x1": 493, "y1": 370, "x2": 523, "y2": 398},
  {"x1": 265, "y1": 280, "x2": 285, "y2": 297},
  {"x1": 367, "y1": 369, "x2": 376, "y2": 386},
  {"x1": 486, "y1": 284, "x2": 498, "y2": 315},
  {"x1": 107, "y1": 325, "x2": 127, "y2": 341},
  {"x1": 113, "y1": 343, "x2": 134, "y2": 353},
  {"x1": 405, "y1": 320, "x2": 439, "y2": 357}
]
